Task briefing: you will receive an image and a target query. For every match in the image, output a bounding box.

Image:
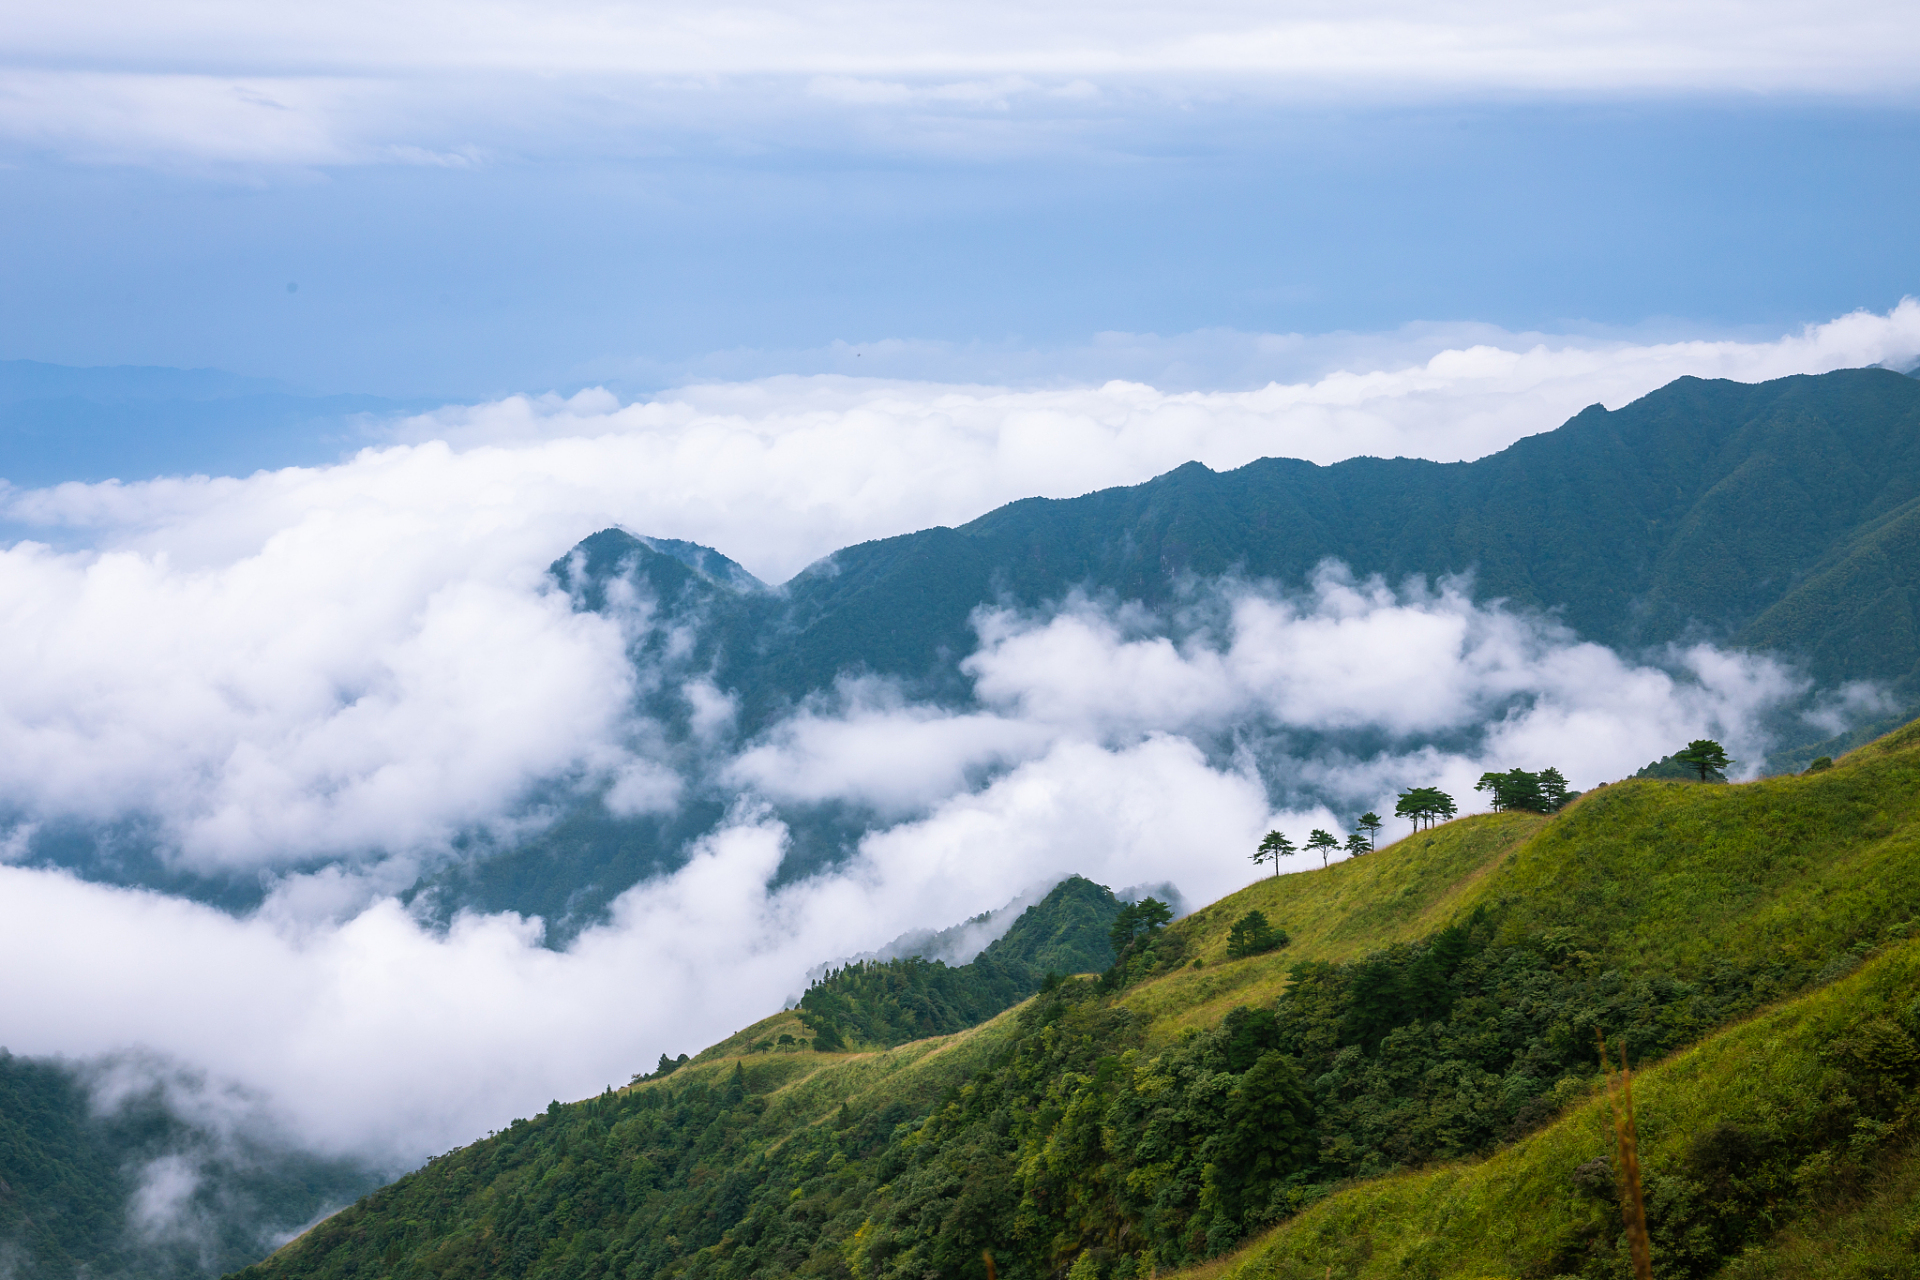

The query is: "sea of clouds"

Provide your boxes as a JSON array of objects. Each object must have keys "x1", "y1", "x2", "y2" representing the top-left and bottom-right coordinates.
[{"x1": 1, "y1": 303, "x2": 1917, "y2": 1176}]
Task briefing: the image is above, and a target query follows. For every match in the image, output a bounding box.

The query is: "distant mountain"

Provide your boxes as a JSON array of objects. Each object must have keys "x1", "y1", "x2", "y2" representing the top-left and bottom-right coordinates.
[
  {"x1": 17, "y1": 367, "x2": 1920, "y2": 933},
  {"x1": 558, "y1": 366, "x2": 1920, "y2": 713},
  {"x1": 416, "y1": 367, "x2": 1920, "y2": 931}
]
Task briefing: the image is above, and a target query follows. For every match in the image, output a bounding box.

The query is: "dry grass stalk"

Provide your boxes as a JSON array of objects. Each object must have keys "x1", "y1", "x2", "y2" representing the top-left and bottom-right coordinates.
[{"x1": 1598, "y1": 1034, "x2": 1654, "y2": 1280}]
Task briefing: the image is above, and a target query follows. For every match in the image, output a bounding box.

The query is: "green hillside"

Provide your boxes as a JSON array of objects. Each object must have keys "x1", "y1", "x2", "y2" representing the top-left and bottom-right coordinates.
[{"x1": 233, "y1": 720, "x2": 1920, "y2": 1280}]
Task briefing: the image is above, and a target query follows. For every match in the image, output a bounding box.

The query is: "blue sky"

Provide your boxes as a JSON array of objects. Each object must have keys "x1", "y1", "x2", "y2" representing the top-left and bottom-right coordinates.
[{"x1": 3, "y1": 2, "x2": 1918, "y2": 402}]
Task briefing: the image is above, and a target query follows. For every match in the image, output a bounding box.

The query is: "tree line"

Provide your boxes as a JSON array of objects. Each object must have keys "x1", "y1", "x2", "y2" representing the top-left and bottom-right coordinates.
[{"x1": 1249, "y1": 739, "x2": 1727, "y2": 876}]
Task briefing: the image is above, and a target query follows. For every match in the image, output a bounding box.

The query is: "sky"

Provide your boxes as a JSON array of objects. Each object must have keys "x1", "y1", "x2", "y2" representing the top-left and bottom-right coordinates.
[
  {"x1": 3, "y1": 0, "x2": 1920, "y2": 1223},
  {"x1": 1, "y1": 0, "x2": 1917, "y2": 400}
]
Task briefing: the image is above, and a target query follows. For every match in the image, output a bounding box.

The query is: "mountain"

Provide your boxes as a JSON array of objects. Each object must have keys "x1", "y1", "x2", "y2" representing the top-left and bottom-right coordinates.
[
  {"x1": 644, "y1": 365, "x2": 1920, "y2": 710},
  {"x1": 415, "y1": 366, "x2": 1920, "y2": 931},
  {"x1": 228, "y1": 717, "x2": 1920, "y2": 1280}
]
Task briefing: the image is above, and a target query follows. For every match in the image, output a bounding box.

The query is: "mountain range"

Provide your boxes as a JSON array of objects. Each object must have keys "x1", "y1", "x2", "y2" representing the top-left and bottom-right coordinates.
[{"x1": 421, "y1": 365, "x2": 1920, "y2": 932}]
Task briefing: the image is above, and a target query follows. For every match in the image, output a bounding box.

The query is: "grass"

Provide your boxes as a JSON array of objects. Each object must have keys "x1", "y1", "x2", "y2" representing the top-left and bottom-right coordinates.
[{"x1": 1186, "y1": 936, "x2": 1920, "y2": 1280}]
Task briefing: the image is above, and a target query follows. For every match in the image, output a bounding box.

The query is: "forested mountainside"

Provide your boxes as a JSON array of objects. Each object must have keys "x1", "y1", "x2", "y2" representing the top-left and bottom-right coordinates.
[
  {"x1": 0, "y1": 1053, "x2": 376, "y2": 1280},
  {"x1": 236, "y1": 719, "x2": 1920, "y2": 1280},
  {"x1": 422, "y1": 365, "x2": 1920, "y2": 930},
  {"x1": 780, "y1": 368, "x2": 1920, "y2": 699},
  {"x1": 557, "y1": 367, "x2": 1920, "y2": 718}
]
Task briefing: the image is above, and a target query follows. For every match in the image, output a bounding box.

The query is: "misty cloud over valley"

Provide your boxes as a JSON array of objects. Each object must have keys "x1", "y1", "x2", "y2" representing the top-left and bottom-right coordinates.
[{"x1": 1, "y1": 311, "x2": 1917, "y2": 1213}]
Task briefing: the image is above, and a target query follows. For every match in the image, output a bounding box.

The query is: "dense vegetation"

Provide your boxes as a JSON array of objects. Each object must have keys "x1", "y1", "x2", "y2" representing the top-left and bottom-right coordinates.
[
  {"x1": 0, "y1": 1052, "x2": 375, "y2": 1280},
  {"x1": 236, "y1": 719, "x2": 1920, "y2": 1280},
  {"x1": 795, "y1": 877, "x2": 1123, "y2": 1050}
]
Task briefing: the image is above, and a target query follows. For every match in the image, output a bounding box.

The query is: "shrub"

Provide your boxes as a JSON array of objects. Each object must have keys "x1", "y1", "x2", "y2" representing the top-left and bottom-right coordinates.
[{"x1": 1226, "y1": 911, "x2": 1288, "y2": 959}]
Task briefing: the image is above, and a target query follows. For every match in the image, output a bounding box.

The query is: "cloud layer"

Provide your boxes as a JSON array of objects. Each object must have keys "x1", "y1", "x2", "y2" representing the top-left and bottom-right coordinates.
[
  {"x1": 5, "y1": 0, "x2": 1918, "y2": 167},
  {"x1": 2, "y1": 304, "x2": 1915, "y2": 874},
  {"x1": 0, "y1": 306, "x2": 1907, "y2": 1172}
]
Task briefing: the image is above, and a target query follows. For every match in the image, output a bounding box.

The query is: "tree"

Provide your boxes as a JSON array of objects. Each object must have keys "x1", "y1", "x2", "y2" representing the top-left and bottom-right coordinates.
[
  {"x1": 1306, "y1": 828, "x2": 1340, "y2": 868},
  {"x1": 1395, "y1": 787, "x2": 1457, "y2": 831},
  {"x1": 1254, "y1": 829, "x2": 1294, "y2": 878},
  {"x1": 1357, "y1": 812, "x2": 1383, "y2": 848},
  {"x1": 1476, "y1": 769, "x2": 1545, "y2": 812},
  {"x1": 1110, "y1": 897, "x2": 1173, "y2": 957},
  {"x1": 1394, "y1": 789, "x2": 1424, "y2": 832},
  {"x1": 1134, "y1": 897, "x2": 1173, "y2": 933},
  {"x1": 1225, "y1": 910, "x2": 1287, "y2": 958},
  {"x1": 1537, "y1": 766, "x2": 1570, "y2": 811},
  {"x1": 1343, "y1": 831, "x2": 1370, "y2": 858},
  {"x1": 1107, "y1": 902, "x2": 1140, "y2": 957},
  {"x1": 1672, "y1": 738, "x2": 1732, "y2": 783}
]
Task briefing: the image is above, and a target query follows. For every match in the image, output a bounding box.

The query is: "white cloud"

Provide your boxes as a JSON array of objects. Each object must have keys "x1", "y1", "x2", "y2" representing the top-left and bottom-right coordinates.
[
  {"x1": 0, "y1": 305, "x2": 1911, "y2": 874},
  {"x1": 3, "y1": 1, "x2": 1917, "y2": 166},
  {"x1": 0, "y1": 307, "x2": 1897, "y2": 1176}
]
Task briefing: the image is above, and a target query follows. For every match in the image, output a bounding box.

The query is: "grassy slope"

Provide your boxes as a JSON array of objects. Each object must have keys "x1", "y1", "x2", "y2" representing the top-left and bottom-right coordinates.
[
  {"x1": 1173, "y1": 937, "x2": 1920, "y2": 1280},
  {"x1": 241, "y1": 722, "x2": 1920, "y2": 1278},
  {"x1": 1146, "y1": 721, "x2": 1920, "y2": 1280}
]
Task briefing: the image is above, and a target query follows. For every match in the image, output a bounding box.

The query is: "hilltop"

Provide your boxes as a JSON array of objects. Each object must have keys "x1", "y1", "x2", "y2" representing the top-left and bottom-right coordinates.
[{"x1": 233, "y1": 718, "x2": 1920, "y2": 1280}]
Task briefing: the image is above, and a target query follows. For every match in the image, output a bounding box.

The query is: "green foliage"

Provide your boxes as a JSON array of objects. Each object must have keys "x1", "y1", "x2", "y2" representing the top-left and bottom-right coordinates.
[
  {"x1": 1473, "y1": 767, "x2": 1574, "y2": 813},
  {"x1": 1254, "y1": 831, "x2": 1293, "y2": 877},
  {"x1": 1672, "y1": 738, "x2": 1733, "y2": 783},
  {"x1": 1108, "y1": 897, "x2": 1173, "y2": 959},
  {"x1": 1225, "y1": 912, "x2": 1288, "y2": 960},
  {"x1": 797, "y1": 877, "x2": 1124, "y2": 1051},
  {"x1": 1393, "y1": 787, "x2": 1456, "y2": 831},
  {"x1": 1203, "y1": 939, "x2": 1920, "y2": 1280},
  {"x1": 1807, "y1": 755, "x2": 1835, "y2": 772},
  {"x1": 1304, "y1": 830, "x2": 1339, "y2": 867}
]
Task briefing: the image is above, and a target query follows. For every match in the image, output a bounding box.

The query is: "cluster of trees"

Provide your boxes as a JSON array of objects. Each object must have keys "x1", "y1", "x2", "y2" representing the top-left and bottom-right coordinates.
[
  {"x1": 791, "y1": 877, "x2": 1127, "y2": 1052},
  {"x1": 1107, "y1": 897, "x2": 1173, "y2": 959},
  {"x1": 1394, "y1": 786, "x2": 1457, "y2": 831},
  {"x1": 1473, "y1": 766, "x2": 1573, "y2": 813},
  {"x1": 1225, "y1": 910, "x2": 1288, "y2": 959},
  {"x1": 1252, "y1": 815, "x2": 1382, "y2": 876},
  {"x1": 1257, "y1": 762, "x2": 1598, "y2": 874}
]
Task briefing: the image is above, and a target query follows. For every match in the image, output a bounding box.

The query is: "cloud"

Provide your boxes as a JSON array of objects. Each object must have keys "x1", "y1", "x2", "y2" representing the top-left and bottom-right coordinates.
[
  {"x1": 0, "y1": 493, "x2": 645, "y2": 874},
  {"x1": 0, "y1": 307, "x2": 1899, "y2": 1175},
  {"x1": 0, "y1": 567, "x2": 1809, "y2": 1165},
  {"x1": 0, "y1": 304, "x2": 1913, "y2": 876},
  {"x1": 4, "y1": 1, "x2": 1918, "y2": 167}
]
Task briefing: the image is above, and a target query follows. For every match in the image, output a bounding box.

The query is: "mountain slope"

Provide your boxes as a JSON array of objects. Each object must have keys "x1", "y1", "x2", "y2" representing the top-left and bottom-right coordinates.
[{"x1": 232, "y1": 719, "x2": 1920, "y2": 1280}]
